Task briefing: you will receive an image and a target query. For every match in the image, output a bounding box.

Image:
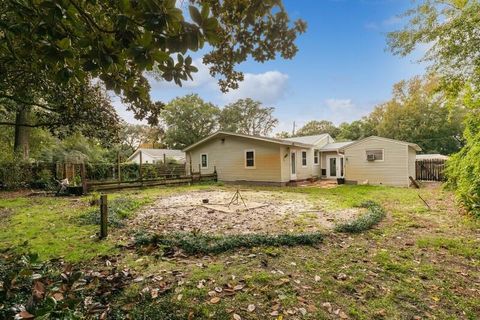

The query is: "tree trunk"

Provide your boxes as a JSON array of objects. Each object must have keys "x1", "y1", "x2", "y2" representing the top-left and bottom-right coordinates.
[{"x1": 14, "y1": 108, "x2": 30, "y2": 159}]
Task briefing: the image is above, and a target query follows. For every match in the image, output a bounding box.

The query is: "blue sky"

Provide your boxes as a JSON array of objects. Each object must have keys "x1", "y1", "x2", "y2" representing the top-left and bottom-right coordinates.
[{"x1": 117, "y1": 0, "x2": 426, "y2": 133}]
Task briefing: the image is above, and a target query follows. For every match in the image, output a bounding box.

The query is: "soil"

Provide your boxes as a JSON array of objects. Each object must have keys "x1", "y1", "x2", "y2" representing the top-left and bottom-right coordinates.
[{"x1": 129, "y1": 190, "x2": 364, "y2": 235}]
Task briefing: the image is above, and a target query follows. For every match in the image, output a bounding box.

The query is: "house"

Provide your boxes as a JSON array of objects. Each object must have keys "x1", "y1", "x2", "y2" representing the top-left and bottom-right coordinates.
[
  {"x1": 127, "y1": 148, "x2": 185, "y2": 164},
  {"x1": 416, "y1": 154, "x2": 449, "y2": 160},
  {"x1": 183, "y1": 131, "x2": 421, "y2": 187}
]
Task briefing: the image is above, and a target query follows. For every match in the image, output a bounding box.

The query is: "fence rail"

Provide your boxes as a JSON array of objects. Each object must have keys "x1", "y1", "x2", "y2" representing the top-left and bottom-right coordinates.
[{"x1": 416, "y1": 159, "x2": 446, "y2": 181}]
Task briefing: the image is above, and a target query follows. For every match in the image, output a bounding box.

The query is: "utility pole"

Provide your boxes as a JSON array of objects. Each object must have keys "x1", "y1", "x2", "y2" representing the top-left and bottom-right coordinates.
[{"x1": 292, "y1": 121, "x2": 296, "y2": 136}]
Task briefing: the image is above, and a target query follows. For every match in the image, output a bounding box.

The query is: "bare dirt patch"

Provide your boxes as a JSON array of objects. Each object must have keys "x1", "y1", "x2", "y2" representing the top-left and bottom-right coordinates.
[{"x1": 129, "y1": 189, "x2": 364, "y2": 235}]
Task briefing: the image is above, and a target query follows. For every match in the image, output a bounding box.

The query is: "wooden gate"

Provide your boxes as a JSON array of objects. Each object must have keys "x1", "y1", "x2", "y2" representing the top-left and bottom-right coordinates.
[{"x1": 416, "y1": 159, "x2": 447, "y2": 181}]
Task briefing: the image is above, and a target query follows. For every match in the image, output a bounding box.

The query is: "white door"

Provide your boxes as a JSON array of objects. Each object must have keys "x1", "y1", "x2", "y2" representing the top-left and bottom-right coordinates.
[
  {"x1": 290, "y1": 151, "x2": 297, "y2": 180},
  {"x1": 326, "y1": 155, "x2": 344, "y2": 178}
]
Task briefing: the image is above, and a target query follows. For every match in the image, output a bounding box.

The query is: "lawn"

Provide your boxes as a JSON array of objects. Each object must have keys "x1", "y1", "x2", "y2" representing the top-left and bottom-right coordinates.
[{"x1": 1, "y1": 183, "x2": 479, "y2": 319}]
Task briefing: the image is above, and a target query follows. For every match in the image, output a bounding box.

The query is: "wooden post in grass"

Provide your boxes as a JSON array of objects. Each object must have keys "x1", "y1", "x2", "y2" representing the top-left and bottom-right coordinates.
[
  {"x1": 80, "y1": 163, "x2": 88, "y2": 194},
  {"x1": 100, "y1": 194, "x2": 108, "y2": 239},
  {"x1": 117, "y1": 152, "x2": 121, "y2": 183}
]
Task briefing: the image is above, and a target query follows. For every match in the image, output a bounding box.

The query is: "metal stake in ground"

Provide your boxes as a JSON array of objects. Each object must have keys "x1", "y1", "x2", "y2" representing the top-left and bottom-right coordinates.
[{"x1": 228, "y1": 189, "x2": 248, "y2": 210}]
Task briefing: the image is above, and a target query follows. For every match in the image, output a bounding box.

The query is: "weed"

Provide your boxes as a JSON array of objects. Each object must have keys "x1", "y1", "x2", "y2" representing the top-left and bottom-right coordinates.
[
  {"x1": 77, "y1": 197, "x2": 145, "y2": 228},
  {"x1": 335, "y1": 200, "x2": 386, "y2": 233},
  {"x1": 135, "y1": 232, "x2": 324, "y2": 255}
]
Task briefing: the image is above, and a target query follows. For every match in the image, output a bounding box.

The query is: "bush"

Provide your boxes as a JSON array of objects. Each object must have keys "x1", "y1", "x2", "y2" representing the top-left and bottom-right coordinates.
[
  {"x1": 335, "y1": 201, "x2": 386, "y2": 233},
  {"x1": 78, "y1": 197, "x2": 144, "y2": 228},
  {"x1": 134, "y1": 231, "x2": 324, "y2": 255}
]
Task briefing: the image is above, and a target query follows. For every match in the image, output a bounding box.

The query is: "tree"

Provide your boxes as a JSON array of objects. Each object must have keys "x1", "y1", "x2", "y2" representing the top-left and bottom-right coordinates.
[
  {"x1": 387, "y1": 0, "x2": 480, "y2": 88},
  {"x1": 275, "y1": 131, "x2": 292, "y2": 139},
  {"x1": 373, "y1": 76, "x2": 464, "y2": 154},
  {"x1": 337, "y1": 120, "x2": 375, "y2": 141},
  {"x1": 387, "y1": 0, "x2": 479, "y2": 216},
  {"x1": 162, "y1": 94, "x2": 219, "y2": 149},
  {"x1": 1, "y1": 0, "x2": 306, "y2": 124},
  {"x1": 0, "y1": 75, "x2": 121, "y2": 158},
  {"x1": 219, "y1": 99, "x2": 278, "y2": 136},
  {"x1": 295, "y1": 120, "x2": 340, "y2": 138}
]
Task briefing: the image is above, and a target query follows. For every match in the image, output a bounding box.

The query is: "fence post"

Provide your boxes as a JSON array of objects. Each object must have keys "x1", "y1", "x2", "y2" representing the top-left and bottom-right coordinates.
[
  {"x1": 80, "y1": 163, "x2": 88, "y2": 194},
  {"x1": 139, "y1": 151, "x2": 143, "y2": 185},
  {"x1": 117, "y1": 152, "x2": 122, "y2": 183},
  {"x1": 100, "y1": 194, "x2": 108, "y2": 239}
]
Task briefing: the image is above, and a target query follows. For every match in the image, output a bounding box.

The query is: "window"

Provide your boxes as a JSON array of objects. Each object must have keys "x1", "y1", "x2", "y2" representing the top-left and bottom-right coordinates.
[
  {"x1": 314, "y1": 150, "x2": 319, "y2": 165},
  {"x1": 302, "y1": 151, "x2": 307, "y2": 167},
  {"x1": 366, "y1": 149, "x2": 384, "y2": 161},
  {"x1": 245, "y1": 150, "x2": 255, "y2": 168},
  {"x1": 201, "y1": 154, "x2": 208, "y2": 168}
]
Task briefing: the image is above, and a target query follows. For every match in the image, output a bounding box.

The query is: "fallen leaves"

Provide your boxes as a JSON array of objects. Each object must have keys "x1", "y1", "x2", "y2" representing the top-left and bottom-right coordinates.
[
  {"x1": 210, "y1": 296, "x2": 221, "y2": 304},
  {"x1": 247, "y1": 304, "x2": 256, "y2": 312}
]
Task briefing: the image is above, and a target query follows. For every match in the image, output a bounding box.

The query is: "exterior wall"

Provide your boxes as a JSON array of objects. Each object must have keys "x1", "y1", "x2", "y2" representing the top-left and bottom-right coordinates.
[
  {"x1": 186, "y1": 135, "x2": 282, "y2": 183},
  {"x1": 279, "y1": 146, "x2": 319, "y2": 182},
  {"x1": 129, "y1": 153, "x2": 157, "y2": 164},
  {"x1": 344, "y1": 138, "x2": 411, "y2": 187},
  {"x1": 320, "y1": 151, "x2": 340, "y2": 174},
  {"x1": 408, "y1": 147, "x2": 416, "y2": 178}
]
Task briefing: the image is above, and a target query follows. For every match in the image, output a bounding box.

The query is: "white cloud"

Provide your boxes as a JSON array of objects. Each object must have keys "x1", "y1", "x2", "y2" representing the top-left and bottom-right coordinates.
[
  {"x1": 325, "y1": 98, "x2": 354, "y2": 110},
  {"x1": 382, "y1": 15, "x2": 402, "y2": 26},
  {"x1": 221, "y1": 71, "x2": 289, "y2": 104}
]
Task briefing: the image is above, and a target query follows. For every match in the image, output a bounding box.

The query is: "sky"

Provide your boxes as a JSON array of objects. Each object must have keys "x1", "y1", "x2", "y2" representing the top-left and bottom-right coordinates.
[{"x1": 116, "y1": 0, "x2": 426, "y2": 134}]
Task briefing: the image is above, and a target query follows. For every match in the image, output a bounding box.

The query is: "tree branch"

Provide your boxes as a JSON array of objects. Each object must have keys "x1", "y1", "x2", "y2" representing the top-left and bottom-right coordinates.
[
  {"x1": 0, "y1": 121, "x2": 63, "y2": 128},
  {"x1": 68, "y1": 0, "x2": 117, "y2": 34},
  {"x1": 0, "y1": 94, "x2": 58, "y2": 112}
]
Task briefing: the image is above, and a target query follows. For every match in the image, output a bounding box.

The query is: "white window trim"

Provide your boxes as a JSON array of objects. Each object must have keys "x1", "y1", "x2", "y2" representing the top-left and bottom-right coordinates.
[
  {"x1": 301, "y1": 150, "x2": 308, "y2": 167},
  {"x1": 366, "y1": 149, "x2": 385, "y2": 162},
  {"x1": 245, "y1": 149, "x2": 256, "y2": 169},
  {"x1": 313, "y1": 150, "x2": 319, "y2": 166},
  {"x1": 200, "y1": 153, "x2": 208, "y2": 168}
]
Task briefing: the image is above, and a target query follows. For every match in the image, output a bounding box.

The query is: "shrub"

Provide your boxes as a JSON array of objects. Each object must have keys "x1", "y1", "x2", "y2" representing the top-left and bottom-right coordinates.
[
  {"x1": 134, "y1": 231, "x2": 324, "y2": 255},
  {"x1": 445, "y1": 133, "x2": 480, "y2": 218},
  {"x1": 335, "y1": 200, "x2": 386, "y2": 233}
]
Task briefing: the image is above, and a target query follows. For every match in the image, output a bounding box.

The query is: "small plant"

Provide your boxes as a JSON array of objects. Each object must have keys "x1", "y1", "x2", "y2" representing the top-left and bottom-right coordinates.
[
  {"x1": 134, "y1": 231, "x2": 324, "y2": 255},
  {"x1": 334, "y1": 200, "x2": 386, "y2": 233}
]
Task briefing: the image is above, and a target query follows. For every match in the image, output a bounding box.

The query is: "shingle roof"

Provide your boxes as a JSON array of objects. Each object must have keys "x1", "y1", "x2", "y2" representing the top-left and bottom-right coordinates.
[
  {"x1": 128, "y1": 148, "x2": 185, "y2": 161},
  {"x1": 183, "y1": 131, "x2": 313, "y2": 151},
  {"x1": 320, "y1": 141, "x2": 354, "y2": 151},
  {"x1": 282, "y1": 134, "x2": 329, "y2": 145}
]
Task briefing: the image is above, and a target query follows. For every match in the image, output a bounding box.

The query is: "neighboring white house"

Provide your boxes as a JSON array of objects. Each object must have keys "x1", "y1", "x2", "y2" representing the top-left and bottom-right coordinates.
[
  {"x1": 183, "y1": 131, "x2": 421, "y2": 187},
  {"x1": 416, "y1": 154, "x2": 449, "y2": 160},
  {"x1": 127, "y1": 148, "x2": 185, "y2": 164}
]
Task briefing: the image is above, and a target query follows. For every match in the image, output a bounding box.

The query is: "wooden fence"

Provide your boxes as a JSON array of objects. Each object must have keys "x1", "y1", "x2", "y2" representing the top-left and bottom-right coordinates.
[
  {"x1": 86, "y1": 165, "x2": 217, "y2": 192},
  {"x1": 416, "y1": 159, "x2": 447, "y2": 181}
]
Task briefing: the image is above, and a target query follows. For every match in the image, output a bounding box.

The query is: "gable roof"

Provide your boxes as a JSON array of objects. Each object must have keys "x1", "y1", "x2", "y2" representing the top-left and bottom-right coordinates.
[
  {"x1": 183, "y1": 131, "x2": 313, "y2": 152},
  {"x1": 127, "y1": 148, "x2": 185, "y2": 161},
  {"x1": 340, "y1": 136, "x2": 422, "y2": 152},
  {"x1": 320, "y1": 141, "x2": 354, "y2": 151},
  {"x1": 282, "y1": 134, "x2": 330, "y2": 145}
]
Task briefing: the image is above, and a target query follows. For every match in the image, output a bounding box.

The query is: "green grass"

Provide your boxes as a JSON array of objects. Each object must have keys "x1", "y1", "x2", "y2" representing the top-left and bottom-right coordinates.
[{"x1": 1, "y1": 183, "x2": 479, "y2": 319}]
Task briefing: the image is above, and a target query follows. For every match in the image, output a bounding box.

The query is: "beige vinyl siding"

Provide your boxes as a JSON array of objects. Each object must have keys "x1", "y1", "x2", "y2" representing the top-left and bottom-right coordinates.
[
  {"x1": 320, "y1": 151, "x2": 338, "y2": 175},
  {"x1": 344, "y1": 138, "x2": 410, "y2": 187},
  {"x1": 279, "y1": 146, "x2": 317, "y2": 182},
  {"x1": 187, "y1": 135, "x2": 282, "y2": 183}
]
